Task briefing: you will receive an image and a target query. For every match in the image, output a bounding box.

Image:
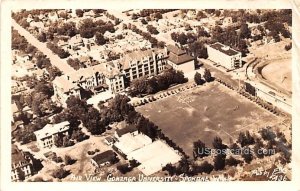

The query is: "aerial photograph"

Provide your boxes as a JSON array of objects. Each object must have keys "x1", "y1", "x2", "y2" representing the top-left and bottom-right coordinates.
[{"x1": 10, "y1": 9, "x2": 292, "y2": 182}]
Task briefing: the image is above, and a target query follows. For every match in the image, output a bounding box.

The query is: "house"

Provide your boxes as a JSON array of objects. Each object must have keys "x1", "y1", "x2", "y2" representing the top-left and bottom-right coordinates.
[
  {"x1": 12, "y1": 120, "x2": 24, "y2": 133},
  {"x1": 34, "y1": 121, "x2": 70, "y2": 149},
  {"x1": 11, "y1": 145, "x2": 34, "y2": 182},
  {"x1": 53, "y1": 76, "x2": 81, "y2": 104},
  {"x1": 207, "y1": 42, "x2": 242, "y2": 70},
  {"x1": 222, "y1": 17, "x2": 233, "y2": 26},
  {"x1": 104, "y1": 136, "x2": 115, "y2": 146},
  {"x1": 114, "y1": 124, "x2": 138, "y2": 139},
  {"x1": 69, "y1": 34, "x2": 84, "y2": 50},
  {"x1": 167, "y1": 45, "x2": 195, "y2": 73},
  {"x1": 91, "y1": 150, "x2": 117, "y2": 169},
  {"x1": 11, "y1": 102, "x2": 20, "y2": 117},
  {"x1": 11, "y1": 80, "x2": 26, "y2": 95}
]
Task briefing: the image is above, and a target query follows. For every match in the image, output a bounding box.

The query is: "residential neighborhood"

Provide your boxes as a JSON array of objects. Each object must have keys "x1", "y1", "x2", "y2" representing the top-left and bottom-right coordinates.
[{"x1": 10, "y1": 9, "x2": 292, "y2": 182}]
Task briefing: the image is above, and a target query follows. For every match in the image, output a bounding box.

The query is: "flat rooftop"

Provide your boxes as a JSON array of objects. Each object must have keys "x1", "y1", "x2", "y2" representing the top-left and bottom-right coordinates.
[{"x1": 209, "y1": 42, "x2": 240, "y2": 56}]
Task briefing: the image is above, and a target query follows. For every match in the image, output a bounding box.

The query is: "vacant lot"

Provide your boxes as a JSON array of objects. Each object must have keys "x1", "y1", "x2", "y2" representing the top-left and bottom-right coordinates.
[
  {"x1": 261, "y1": 58, "x2": 291, "y2": 93},
  {"x1": 136, "y1": 82, "x2": 283, "y2": 157}
]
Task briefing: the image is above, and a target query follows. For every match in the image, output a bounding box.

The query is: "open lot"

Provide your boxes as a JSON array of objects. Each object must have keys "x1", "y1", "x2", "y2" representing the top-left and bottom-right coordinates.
[
  {"x1": 136, "y1": 82, "x2": 283, "y2": 157},
  {"x1": 261, "y1": 58, "x2": 291, "y2": 93}
]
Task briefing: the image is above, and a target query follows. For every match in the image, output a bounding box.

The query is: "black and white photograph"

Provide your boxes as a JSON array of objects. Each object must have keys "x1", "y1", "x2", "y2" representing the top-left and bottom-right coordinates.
[{"x1": 1, "y1": 0, "x2": 300, "y2": 190}]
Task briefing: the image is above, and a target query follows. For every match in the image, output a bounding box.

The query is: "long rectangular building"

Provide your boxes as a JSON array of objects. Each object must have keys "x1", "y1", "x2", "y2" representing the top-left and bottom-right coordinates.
[{"x1": 207, "y1": 42, "x2": 242, "y2": 70}]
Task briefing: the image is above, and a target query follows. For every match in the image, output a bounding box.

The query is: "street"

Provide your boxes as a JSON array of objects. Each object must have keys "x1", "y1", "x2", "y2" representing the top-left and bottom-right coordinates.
[{"x1": 12, "y1": 19, "x2": 75, "y2": 74}]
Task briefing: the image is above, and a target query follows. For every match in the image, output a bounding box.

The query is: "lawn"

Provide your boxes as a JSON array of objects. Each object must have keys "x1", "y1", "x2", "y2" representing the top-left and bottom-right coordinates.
[{"x1": 136, "y1": 82, "x2": 283, "y2": 157}]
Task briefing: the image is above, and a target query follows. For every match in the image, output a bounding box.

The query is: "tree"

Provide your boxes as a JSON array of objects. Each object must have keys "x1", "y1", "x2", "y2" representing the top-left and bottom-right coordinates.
[
  {"x1": 194, "y1": 72, "x2": 203, "y2": 85},
  {"x1": 95, "y1": 32, "x2": 108, "y2": 45},
  {"x1": 214, "y1": 154, "x2": 226, "y2": 171},
  {"x1": 203, "y1": 68, "x2": 213, "y2": 82},
  {"x1": 225, "y1": 156, "x2": 241, "y2": 166},
  {"x1": 197, "y1": 161, "x2": 214, "y2": 174},
  {"x1": 239, "y1": 23, "x2": 251, "y2": 39},
  {"x1": 75, "y1": 9, "x2": 84, "y2": 17},
  {"x1": 157, "y1": 41, "x2": 165, "y2": 49},
  {"x1": 153, "y1": 12, "x2": 163, "y2": 20},
  {"x1": 52, "y1": 168, "x2": 70, "y2": 179},
  {"x1": 242, "y1": 147, "x2": 253, "y2": 164},
  {"x1": 64, "y1": 155, "x2": 76, "y2": 165},
  {"x1": 253, "y1": 139, "x2": 264, "y2": 159},
  {"x1": 238, "y1": 131, "x2": 255, "y2": 147},
  {"x1": 177, "y1": 158, "x2": 190, "y2": 175},
  {"x1": 37, "y1": 32, "x2": 47, "y2": 42},
  {"x1": 78, "y1": 18, "x2": 96, "y2": 38},
  {"x1": 177, "y1": 33, "x2": 188, "y2": 45},
  {"x1": 162, "y1": 163, "x2": 176, "y2": 176},
  {"x1": 140, "y1": 18, "x2": 148, "y2": 25},
  {"x1": 212, "y1": 136, "x2": 226, "y2": 150},
  {"x1": 193, "y1": 140, "x2": 209, "y2": 158}
]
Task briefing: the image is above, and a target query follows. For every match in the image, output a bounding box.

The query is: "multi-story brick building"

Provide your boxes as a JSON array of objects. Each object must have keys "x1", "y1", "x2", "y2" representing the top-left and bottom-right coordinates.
[
  {"x1": 34, "y1": 121, "x2": 70, "y2": 149},
  {"x1": 53, "y1": 48, "x2": 168, "y2": 105},
  {"x1": 11, "y1": 145, "x2": 34, "y2": 182},
  {"x1": 207, "y1": 42, "x2": 242, "y2": 70}
]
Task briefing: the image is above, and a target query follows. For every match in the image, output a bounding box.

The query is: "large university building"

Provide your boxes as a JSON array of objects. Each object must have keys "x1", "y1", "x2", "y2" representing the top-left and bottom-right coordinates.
[
  {"x1": 53, "y1": 47, "x2": 194, "y2": 105},
  {"x1": 207, "y1": 42, "x2": 242, "y2": 70}
]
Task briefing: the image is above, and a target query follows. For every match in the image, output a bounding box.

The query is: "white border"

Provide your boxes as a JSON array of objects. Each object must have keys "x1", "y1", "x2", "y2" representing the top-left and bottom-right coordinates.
[{"x1": 1, "y1": 0, "x2": 299, "y2": 191}]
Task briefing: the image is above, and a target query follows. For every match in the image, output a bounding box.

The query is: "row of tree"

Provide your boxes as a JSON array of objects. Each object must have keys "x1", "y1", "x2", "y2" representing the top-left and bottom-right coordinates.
[
  {"x1": 46, "y1": 42, "x2": 70, "y2": 59},
  {"x1": 128, "y1": 68, "x2": 188, "y2": 97},
  {"x1": 66, "y1": 58, "x2": 86, "y2": 70},
  {"x1": 127, "y1": 24, "x2": 159, "y2": 47}
]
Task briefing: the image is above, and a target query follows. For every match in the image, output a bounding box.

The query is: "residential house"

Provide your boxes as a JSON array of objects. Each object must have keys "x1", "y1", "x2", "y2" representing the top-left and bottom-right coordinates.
[
  {"x1": 207, "y1": 42, "x2": 242, "y2": 70},
  {"x1": 91, "y1": 150, "x2": 117, "y2": 170},
  {"x1": 222, "y1": 17, "x2": 233, "y2": 26},
  {"x1": 34, "y1": 121, "x2": 70, "y2": 149},
  {"x1": 11, "y1": 80, "x2": 26, "y2": 95},
  {"x1": 114, "y1": 124, "x2": 138, "y2": 139}
]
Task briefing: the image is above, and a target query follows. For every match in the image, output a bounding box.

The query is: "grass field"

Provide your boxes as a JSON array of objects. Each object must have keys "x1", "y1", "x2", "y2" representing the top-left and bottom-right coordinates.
[{"x1": 136, "y1": 82, "x2": 283, "y2": 157}]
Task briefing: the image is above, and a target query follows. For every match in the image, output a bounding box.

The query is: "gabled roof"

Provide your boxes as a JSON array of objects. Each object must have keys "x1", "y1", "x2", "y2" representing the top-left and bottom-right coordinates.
[
  {"x1": 168, "y1": 52, "x2": 194, "y2": 65},
  {"x1": 91, "y1": 150, "x2": 116, "y2": 165},
  {"x1": 11, "y1": 145, "x2": 31, "y2": 167},
  {"x1": 34, "y1": 121, "x2": 70, "y2": 140},
  {"x1": 53, "y1": 76, "x2": 80, "y2": 92},
  {"x1": 121, "y1": 49, "x2": 153, "y2": 70},
  {"x1": 167, "y1": 45, "x2": 186, "y2": 56},
  {"x1": 115, "y1": 124, "x2": 137, "y2": 137}
]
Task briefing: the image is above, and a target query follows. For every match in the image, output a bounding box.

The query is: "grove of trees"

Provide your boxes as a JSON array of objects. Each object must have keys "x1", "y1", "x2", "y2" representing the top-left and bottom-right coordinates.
[{"x1": 128, "y1": 68, "x2": 187, "y2": 97}]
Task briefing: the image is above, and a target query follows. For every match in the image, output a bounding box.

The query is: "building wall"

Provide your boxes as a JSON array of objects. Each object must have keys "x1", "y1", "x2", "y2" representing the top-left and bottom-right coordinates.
[
  {"x1": 11, "y1": 163, "x2": 33, "y2": 182},
  {"x1": 106, "y1": 74, "x2": 125, "y2": 94},
  {"x1": 53, "y1": 83, "x2": 81, "y2": 105},
  {"x1": 168, "y1": 60, "x2": 195, "y2": 74},
  {"x1": 37, "y1": 131, "x2": 69, "y2": 149},
  {"x1": 207, "y1": 46, "x2": 242, "y2": 70}
]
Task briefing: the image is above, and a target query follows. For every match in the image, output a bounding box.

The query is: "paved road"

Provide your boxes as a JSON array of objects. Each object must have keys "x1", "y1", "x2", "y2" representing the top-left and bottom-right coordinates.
[
  {"x1": 12, "y1": 19, "x2": 75, "y2": 74},
  {"x1": 200, "y1": 59, "x2": 243, "y2": 89}
]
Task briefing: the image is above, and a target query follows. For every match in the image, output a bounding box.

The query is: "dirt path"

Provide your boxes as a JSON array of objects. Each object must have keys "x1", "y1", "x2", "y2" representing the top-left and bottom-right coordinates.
[{"x1": 12, "y1": 19, "x2": 75, "y2": 74}]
